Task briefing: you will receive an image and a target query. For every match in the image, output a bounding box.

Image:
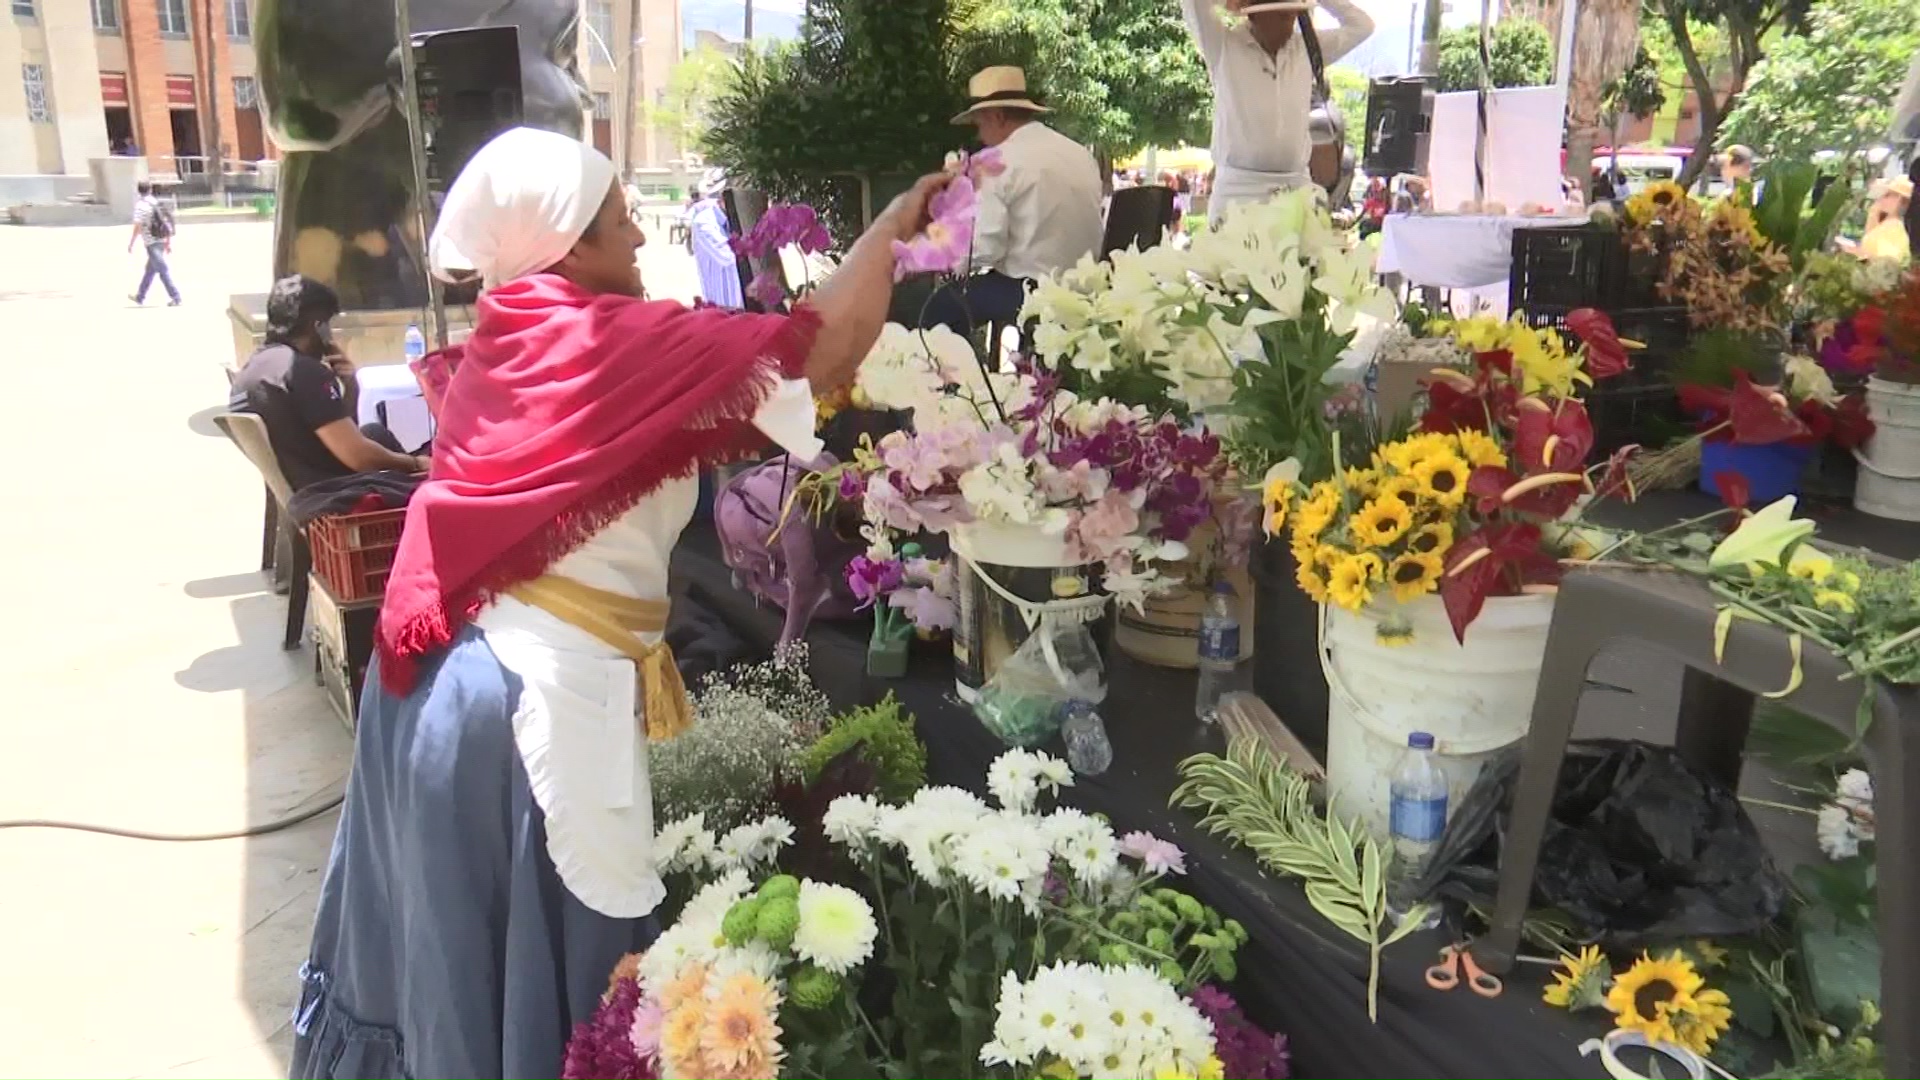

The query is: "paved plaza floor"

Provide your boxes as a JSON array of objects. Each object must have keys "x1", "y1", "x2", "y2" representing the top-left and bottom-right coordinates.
[{"x1": 0, "y1": 219, "x2": 699, "y2": 1078}]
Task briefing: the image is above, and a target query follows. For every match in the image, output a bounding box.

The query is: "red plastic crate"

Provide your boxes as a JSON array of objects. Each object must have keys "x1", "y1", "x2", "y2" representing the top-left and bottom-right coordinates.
[{"x1": 308, "y1": 507, "x2": 407, "y2": 603}]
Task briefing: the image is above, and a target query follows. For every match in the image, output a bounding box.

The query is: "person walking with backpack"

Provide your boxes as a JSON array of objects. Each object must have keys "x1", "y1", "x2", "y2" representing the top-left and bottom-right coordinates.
[{"x1": 128, "y1": 180, "x2": 181, "y2": 306}]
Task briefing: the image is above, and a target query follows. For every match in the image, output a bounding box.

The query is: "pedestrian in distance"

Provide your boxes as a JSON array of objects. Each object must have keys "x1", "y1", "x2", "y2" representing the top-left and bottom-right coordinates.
[{"x1": 128, "y1": 180, "x2": 181, "y2": 307}]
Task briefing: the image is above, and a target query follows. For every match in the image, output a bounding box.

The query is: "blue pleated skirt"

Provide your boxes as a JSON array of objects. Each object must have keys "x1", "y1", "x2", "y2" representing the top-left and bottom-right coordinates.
[{"x1": 290, "y1": 626, "x2": 657, "y2": 1079}]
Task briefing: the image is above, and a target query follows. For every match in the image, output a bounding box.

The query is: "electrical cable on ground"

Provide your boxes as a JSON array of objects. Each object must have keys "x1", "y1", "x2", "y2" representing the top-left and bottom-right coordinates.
[{"x1": 0, "y1": 790, "x2": 345, "y2": 842}]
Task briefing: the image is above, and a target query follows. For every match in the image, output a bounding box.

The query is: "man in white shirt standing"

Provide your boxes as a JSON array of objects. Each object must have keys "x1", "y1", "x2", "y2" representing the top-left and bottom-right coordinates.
[
  {"x1": 925, "y1": 66, "x2": 1104, "y2": 337},
  {"x1": 1183, "y1": 0, "x2": 1374, "y2": 224}
]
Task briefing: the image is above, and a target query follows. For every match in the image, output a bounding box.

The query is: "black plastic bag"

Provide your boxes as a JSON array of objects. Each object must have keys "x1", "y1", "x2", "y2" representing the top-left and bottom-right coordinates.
[{"x1": 1422, "y1": 740, "x2": 1788, "y2": 947}]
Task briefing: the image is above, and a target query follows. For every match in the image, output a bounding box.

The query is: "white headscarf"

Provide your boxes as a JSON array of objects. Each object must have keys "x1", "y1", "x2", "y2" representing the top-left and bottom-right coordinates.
[{"x1": 428, "y1": 127, "x2": 619, "y2": 289}]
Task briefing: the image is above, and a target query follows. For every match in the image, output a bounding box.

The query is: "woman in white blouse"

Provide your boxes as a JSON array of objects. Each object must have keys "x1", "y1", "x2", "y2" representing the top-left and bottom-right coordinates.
[{"x1": 288, "y1": 127, "x2": 944, "y2": 1080}]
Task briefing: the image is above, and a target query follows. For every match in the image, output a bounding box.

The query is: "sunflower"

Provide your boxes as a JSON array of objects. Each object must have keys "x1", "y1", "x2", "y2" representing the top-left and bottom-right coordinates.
[
  {"x1": 1291, "y1": 483, "x2": 1341, "y2": 541},
  {"x1": 1343, "y1": 465, "x2": 1380, "y2": 494},
  {"x1": 1354, "y1": 497, "x2": 1415, "y2": 547},
  {"x1": 1627, "y1": 180, "x2": 1689, "y2": 225},
  {"x1": 1709, "y1": 200, "x2": 1767, "y2": 248},
  {"x1": 1455, "y1": 428, "x2": 1509, "y2": 470},
  {"x1": 1295, "y1": 558, "x2": 1331, "y2": 604},
  {"x1": 1668, "y1": 988, "x2": 1735, "y2": 1055},
  {"x1": 1542, "y1": 945, "x2": 1612, "y2": 1011},
  {"x1": 1386, "y1": 551, "x2": 1446, "y2": 603},
  {"x1": 1375, "y1": 475, "x2": 1424, "y2": 513},
  {"x1": 703, "y1": 973, "x2": 785, "y2": 1077},
  {"x1": 1375, "y1": 615, "x2": 1416, "y2": 647},
  {"x1": 1381, "y1": 433, "x2": 1456, "y2": 473},
  {"x1": 1412, "y1": 452, "x2": 1472, "y2": 508},
  {"x1": 1605, "y1": 952, "x2": 1712, "y2": 1049},
  {"x1": 1327, "y1": 554, "x2": 1377, "y2": 611},
  {"x1": 1405, "y1": 522, "x2": 1455, "y2": 558}
]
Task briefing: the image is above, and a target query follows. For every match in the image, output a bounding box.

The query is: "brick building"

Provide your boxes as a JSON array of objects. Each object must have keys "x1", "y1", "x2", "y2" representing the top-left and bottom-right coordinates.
[
  {"x1": 1, "y1": 0, "x2": 267, "y2": 178},
  {"x1": 5, "y1": 0, "x2": 686, "y2": 183}
]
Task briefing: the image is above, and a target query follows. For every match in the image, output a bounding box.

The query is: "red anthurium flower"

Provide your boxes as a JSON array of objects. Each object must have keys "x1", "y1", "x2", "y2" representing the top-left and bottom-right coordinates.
[
  {"x1": 1829, "y1": 395, "x2": 1877, "y2": 451},
  {"x1": 1591, "y1": 444, "x2": 1642, "y2": 502},
  {"x1": 1713, "y1": 470, "x2": 1751, "y2": 514},
  {"x1": 1440, "y1": 522, "x2": 1557, "y2": 643},
  {"x1": 1726, "y1": 371, "x2": 1810, "y2": 445},
  {"x1": 1467, "y1": 464, "x2": 1584, "y2": 518},
  {"x1": 1565, "y1": 308, "x2": 1632, "y2": 380},
  {"x1": 1420, "y1": 372, "x2": 1486, "y2": 434},
  {"x1": 1514, "y1": 399, "x2": 1595, "y2": 474}
]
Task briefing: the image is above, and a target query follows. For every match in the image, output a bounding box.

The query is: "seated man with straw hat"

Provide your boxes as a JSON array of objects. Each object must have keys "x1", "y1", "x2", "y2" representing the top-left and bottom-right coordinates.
[{"x1": 923, "y1": 66, "x2": 1103, "y2": 338}]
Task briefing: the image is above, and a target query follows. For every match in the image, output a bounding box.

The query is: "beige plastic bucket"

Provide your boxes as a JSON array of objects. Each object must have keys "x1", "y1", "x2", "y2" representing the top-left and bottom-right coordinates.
[
  {"x1": 1113, "y1": 521, "x2": 1256, "y2": 668},
  {"x1": 1854, "y1": 376, "x2": 1920, "y2": 523},
  {"x1": 1322, "y1": 593, "x2": 1555, "y2": 839}
]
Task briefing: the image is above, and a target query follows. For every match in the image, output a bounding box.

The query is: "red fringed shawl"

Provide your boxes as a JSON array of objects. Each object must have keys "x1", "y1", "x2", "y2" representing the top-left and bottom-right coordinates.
[{"x1": 375, "y1": 273, "x2": 819, "y2": 692}]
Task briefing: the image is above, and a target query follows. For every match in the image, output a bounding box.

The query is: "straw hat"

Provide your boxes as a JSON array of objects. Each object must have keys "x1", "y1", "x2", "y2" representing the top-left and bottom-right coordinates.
[{"x1": 951, "y1": 67, "x2": 1050, "y2": 125}]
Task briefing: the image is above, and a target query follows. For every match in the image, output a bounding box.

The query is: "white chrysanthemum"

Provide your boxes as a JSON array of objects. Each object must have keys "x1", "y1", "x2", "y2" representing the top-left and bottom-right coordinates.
[
  {"x1": 706, "y1": 940, "x2": 782, "y2": 988},
  {"x1": 981, "y1": 962, "x2": 1216, "y2": 1077},
  {"x1": 823, "y1": 793, "x2": 884, "y2": 848},
  {"x1": 988, "y1": 749, "x2": 1075, "y2": 812},
  {"x1": 1817, "y1": 803, "x2": 1860, "y2": 860},
  {"x1": 954, "y1": 811, "x2": 1053, "y2": 901},
  {"x1": 713, "y1": 816, "x2": 794, "y2": 871},
  {"x1": 793, "y1": 881, "x2": 878, "y2": 975},
  {"x1": 683, "y1": 868, "x2": 753, "y2": 932},
  {"x1": 1837, "y1": 768, "x2": 1873, "y2": 805},
  {"x1": 654, "y1": 813, "x2": 716, "y2": 875},
  {"x1": 1046, "y1": 810, "x2": 1119, "y2": 885},
  {"x1": 637, "y1": 922, "x2": 715, "y2": 997}
]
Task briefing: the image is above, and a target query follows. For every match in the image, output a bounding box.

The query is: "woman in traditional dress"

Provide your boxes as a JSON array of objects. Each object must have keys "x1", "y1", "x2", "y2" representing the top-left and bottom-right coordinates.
[{"x1": 289, "y1": 127, "x2": 942, "y2": 1079}]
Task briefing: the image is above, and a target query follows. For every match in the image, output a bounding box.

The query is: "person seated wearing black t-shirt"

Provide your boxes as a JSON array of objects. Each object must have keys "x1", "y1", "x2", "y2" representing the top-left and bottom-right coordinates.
[{"x1": 230, "y1": 275, "x2": 428, "y2": 490}]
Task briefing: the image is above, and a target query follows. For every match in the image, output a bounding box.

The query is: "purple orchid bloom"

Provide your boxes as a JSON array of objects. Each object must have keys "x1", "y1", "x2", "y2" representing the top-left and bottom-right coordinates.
[{"x1": 845, "y1": 555, "x2": 906, "y2": 608}]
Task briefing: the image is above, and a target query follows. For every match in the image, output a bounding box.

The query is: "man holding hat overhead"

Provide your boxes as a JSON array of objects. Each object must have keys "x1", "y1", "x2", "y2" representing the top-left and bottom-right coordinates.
[{"x1": 925, "y1": 66, "x2": 1103, "y2": 337}]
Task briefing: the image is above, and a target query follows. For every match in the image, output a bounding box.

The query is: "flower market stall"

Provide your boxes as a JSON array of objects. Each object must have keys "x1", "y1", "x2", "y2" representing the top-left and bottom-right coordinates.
[{"x1": 558, "y1": 159, "x2": 1920, "y2": 1078}]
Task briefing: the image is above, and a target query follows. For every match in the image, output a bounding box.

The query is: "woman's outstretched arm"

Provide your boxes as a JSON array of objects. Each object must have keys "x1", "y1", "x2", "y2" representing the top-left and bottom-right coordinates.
[{"x1": 799, "y1": 173, "x2": 950, "y2": 390}]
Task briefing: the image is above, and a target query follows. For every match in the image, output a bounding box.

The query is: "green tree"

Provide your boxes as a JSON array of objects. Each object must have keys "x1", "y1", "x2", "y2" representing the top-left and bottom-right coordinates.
[
  {"x1": 1644, "y1": 0, "x2": 1817, "y2": 187},
  {"x1": 1328, "y1": 66, "x2": 1369, "y2": 160},
  {"x1": 952, "y1": 0, "x2": 1212, "y2": 166},
  {"x1": 646, "y1": 45, "x2": 740, "y2": 152},
  {"x1": 1435, "y1": 19, "x2": 1556, "y2": 94},
  {"x1": 701, "y1": 0, "x2": 977, "y2": 240},
  {"x1": 1718, "y1": 0, "x2": 1920, "y2": 161}
]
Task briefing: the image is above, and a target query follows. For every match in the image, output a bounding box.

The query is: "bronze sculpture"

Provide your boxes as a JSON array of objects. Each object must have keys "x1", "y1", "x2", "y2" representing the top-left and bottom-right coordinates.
[{"x1": 255, "y1": 0, "x2": 589, "y2": 309}]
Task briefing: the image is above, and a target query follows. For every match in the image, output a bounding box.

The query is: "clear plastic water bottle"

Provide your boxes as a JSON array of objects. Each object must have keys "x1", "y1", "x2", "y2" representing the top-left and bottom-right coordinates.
[
  {"x1": 1059, "y1": 700, "x2": 1112, "y2": 777},
  {"x1": 1194, "y1": 581, "x2": 1245, "y2": 723},
  {"x1": 403, "y1": 322, "x2": 427, "y2": 366},
  {"x1": 1387, "y1": 731, "x2": 1448, "y2": 929}
]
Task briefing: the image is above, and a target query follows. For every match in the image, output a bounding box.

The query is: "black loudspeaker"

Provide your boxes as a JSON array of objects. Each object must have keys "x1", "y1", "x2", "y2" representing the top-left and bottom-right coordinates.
[
  {"x1": 1363, "y1": 76, "x2": 1435, "y2": 177},
  {"x1": 411, "y1": 25, "x2": 524, "y2": 197}
]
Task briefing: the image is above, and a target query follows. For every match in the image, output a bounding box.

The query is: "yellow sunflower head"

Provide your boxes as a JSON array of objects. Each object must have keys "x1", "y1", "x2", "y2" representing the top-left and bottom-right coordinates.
[
  {"x1": 1290, "y1": 482, "x2": 1341, "y2": 542},
  {"x1": 1413, "y1": 452, "x2": 1472, "y2": 508},
  {"x1": 1376, "y1": 475, "x2": 1425, "y2": 513},
  {"x1": 1605, "y1": 952, "x2": 1708, "y2": 1048},
  {"x1": 1667, "y1": 987, "x2": 1734, "y2": 1055},
  {"x1": 1295, "y1": 559, "x2": 1331, "y2": 604},
  {"x1": 1326, "y1": 554, "x2": 1378, "y2": 611},
  {"x1": 1344, "y1": 465, "x2": 1380, "y2": 494},
  {"x1": 1386, "y1": 551, "x2": 1446, "y2": 603},
  {"x1": 1541, "y1": 945, "x2": 1612, "y2": 1012},
  {"x1": 1354, "y1": 497, "x2": 1415, "y2": 548},
  {"x1": 1455, "y1": 428, "x2": 1509, "y2": 470},
  {"x1": 1405, "y1": 522, "x2": 1455, "y2": 559}
]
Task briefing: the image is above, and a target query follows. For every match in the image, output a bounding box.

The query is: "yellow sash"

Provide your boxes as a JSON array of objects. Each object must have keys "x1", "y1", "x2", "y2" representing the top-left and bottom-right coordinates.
[{"x1": 505, "y1": 576, "x2": 693, "y2": 741}]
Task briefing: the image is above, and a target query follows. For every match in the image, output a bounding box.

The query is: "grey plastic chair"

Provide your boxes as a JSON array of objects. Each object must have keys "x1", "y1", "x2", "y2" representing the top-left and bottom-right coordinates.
[
  {"x1": 213, "y1": 412, "x2": 309, "y2": 650},
  {"x1": 1477, "y1": 568, "x2": 1919, "y2": 1076}
]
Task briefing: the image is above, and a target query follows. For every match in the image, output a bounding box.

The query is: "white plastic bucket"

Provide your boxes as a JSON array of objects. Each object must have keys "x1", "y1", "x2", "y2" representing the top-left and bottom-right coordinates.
[
  {"x1": 1854, "y1": 376, "x2": 1920, "y2": 523},
  {"x1": 1322, "y1": 592, "x2": 1555, "y2": 839}
]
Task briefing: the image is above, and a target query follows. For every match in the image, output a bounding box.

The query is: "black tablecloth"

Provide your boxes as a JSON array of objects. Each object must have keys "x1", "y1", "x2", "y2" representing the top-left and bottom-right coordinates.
[{"x1": 670, "y1": 527, "x2": 1612, "y2": 1079}]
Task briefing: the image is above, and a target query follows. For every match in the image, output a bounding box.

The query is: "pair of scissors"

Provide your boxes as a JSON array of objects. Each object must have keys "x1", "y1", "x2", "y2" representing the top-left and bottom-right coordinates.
[{"x1": 1425, "y1": 942, "x2": 1504, "y2": 997}]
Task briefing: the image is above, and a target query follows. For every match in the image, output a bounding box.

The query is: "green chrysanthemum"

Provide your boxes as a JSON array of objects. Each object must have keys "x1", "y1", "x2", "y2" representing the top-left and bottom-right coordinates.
[{"x1": 755, "y1": 895, "x2": 801, "y2": 950}]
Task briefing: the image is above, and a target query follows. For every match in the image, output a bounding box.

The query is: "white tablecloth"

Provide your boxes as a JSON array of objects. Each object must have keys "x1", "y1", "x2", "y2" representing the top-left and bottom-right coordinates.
[
  {"x1": 1376, "y1": 214, "x2": 1582, "y2": 291},
  {"x1": 355, "y1": 362, "x2": 434, "y2": 453}
]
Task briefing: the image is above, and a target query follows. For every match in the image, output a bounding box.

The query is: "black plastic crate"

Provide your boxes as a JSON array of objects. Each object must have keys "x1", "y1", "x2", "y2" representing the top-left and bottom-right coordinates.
[
  {"x1": 1522, "y1": 307, "x2": 1692, "y2": 457},
  {"x1": 1509, "y1": 224, "x2": 1666, "y2": 316}
]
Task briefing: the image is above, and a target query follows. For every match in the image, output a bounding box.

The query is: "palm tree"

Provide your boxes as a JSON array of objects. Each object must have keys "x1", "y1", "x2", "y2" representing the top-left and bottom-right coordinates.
[{"x1": 1564, "y1": 0, "x2": 1643, "y2": 199}]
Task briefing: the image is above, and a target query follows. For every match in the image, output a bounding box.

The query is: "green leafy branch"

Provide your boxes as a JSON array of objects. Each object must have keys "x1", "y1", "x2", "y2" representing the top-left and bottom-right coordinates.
[{"x1": 1171, "y1": 738, "x2": 1427, "y2": 1020}]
